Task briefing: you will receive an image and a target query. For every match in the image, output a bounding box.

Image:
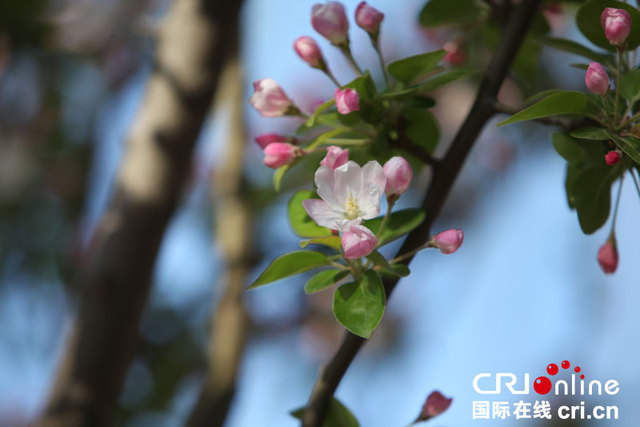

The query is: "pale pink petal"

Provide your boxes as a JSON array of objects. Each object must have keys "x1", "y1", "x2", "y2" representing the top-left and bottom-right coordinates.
[
  {"x1": 341, "y1": 224, "x2": 378, "y2": 259},
  {"x1": 314, "y1": 165, "x2": 341, "y2": 209},
  {"x1": 334, "y1": 160, "x2": 362, "y2": 205},
  {"x1": 302, "y1": 199, "x2": 344, "y2": 229}
]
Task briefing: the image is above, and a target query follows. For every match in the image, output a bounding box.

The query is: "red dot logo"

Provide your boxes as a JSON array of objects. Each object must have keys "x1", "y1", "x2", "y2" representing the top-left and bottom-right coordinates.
[
  {"x1": 561, "y1": 360, "x2": 570, "y2": 369},
  {"x1": 547, "y1": 363, "x2": 558, "y2": 375},
  {"x1": 534, "y1": 376, "x2": 552, "y2": 394}
]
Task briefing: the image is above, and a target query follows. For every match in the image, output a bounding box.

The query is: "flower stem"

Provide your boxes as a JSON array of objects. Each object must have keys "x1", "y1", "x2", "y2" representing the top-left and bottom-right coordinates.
[
  {"x1": 611, "y1": 174, "x2": 624, "y2": 234},
  {"x1": 340, "y1": 45, "x2": 364, "y2": 76},
  {"x1": 615, "y1": 48, "x2": 623, "y2": 125},
  {"x1": 324, "y1": 68, "x2": 341, "y2": 87},
  {"x1": 631, "y1": 168, "x2": 640, "y2": 199},
  {"x1": 373, "y1": 37, "x2": 391, "y2": 89},
  {"x1": 376, "y1": 199, "x2": 394, "y2": 237}
]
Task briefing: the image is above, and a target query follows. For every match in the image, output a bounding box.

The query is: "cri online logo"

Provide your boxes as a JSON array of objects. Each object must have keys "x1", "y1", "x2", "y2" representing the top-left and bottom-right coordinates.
[{"x1": 473, "y1": 360, "x2": 620, "y2": 396}]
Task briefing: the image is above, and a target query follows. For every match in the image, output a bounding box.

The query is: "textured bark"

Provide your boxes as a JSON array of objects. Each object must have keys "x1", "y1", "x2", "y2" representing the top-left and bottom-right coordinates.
[
  {"x1": 186, "y1": 54, "x2": 251, "y2": 427},
  {"x1": 38, "y1": 1, "x2": 244, "y2": 426}
]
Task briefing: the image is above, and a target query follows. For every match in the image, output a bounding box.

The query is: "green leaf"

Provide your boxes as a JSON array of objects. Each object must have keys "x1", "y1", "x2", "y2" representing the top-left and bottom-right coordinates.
[
  {"x1": 619, "y1": 69, "x2": 640, "y2": 103},
  {"x1": 577, "y1": 0, "x2": 640, "y2": 51},
  {"x1": 333, "y1": 270, "x2": 386, "y2": 338},
  {"x1": 537, "y1": 36, "x2": 611, "y2": 62},
  {"x1": 344, "y1": 72, "x2": 377, "y2": 100},
  {"x1": 288, "y1": 191, "x2": 333, "y2": 238},
  {"x1": 497, "y1": 91, "x2": 590, "y2": 126},
  {"x1": 419, "y1": 0, "x2": 486, "y2": 28},
  {"x1": 606, "y1": 131, "x2": 640, "y2": 163},
  {"x1": 273, "y1": 165, "x2": 289, "y2": 192},
  {"x1": 305, "y1": 269, "x2": 350, "y2": 294},
  {"x1": 553, "y1": 132, "x2": 586, "y2": 163},
  {"x1": 367, "y1": 251, "x2": 410, "y2": 278},
  {"x1": 291, "y1": 398, "x2": 360, "y2": 427},
  {"x1": 417, "y1": 68, "x2": 477, "y2": 93},
  {"x1": 364, "y1": 208, "x2": 426, "y2": 246},
  {"x1": 306, "y1": 98, "x2": 336, "y2": 127},
  {"x1": 249, "y1": 251, "x2": 331, "y2": 289},
  {"x1": 570, "y1": 164, "x2": 619, "y2": 234},
  {"x1": 300, "y1": 235, "x2": 342, "y2": 250},
  {"x1": 570, "y1": 127, "x2": 610, "y2": 141},
  {"x1": 402, "y1": 107, "x2": 440, "y2": 154},
  {"x1": 388, "y1": 50, "x2": 447, "y2": 84},
  {"x1": 523, "y1": 89, "x2": 565, "y2": 105}
]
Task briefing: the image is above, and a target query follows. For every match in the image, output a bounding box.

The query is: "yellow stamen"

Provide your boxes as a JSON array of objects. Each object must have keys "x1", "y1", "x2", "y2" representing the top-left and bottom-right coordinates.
[{"x1": 345, "y1": 194, "x2": 360, "y2": 220}]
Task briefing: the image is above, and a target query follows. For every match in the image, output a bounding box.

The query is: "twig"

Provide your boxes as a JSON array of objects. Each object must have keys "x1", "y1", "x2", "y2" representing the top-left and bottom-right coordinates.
[{"x1": 301, "y1": 1, "x2": 542, "y2": 426}]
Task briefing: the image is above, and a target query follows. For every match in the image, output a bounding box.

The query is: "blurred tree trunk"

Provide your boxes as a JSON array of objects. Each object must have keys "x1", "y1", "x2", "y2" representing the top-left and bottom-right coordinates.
[
  {"x1": 38, "y1": 1, "x2": 244, "y2": 426},
  {"x1": 187, "y1": 53, "x2": 251, "y2": 427}
]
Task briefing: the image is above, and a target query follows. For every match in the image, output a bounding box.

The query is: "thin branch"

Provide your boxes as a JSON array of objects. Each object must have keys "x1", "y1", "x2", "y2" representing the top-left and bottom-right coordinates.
[
  {"x1": 301, "y1": 1, "x2": 543, "y2": 426},
  {"x1": 38, "y1": 1, "x2": 244, "y2": 426}
]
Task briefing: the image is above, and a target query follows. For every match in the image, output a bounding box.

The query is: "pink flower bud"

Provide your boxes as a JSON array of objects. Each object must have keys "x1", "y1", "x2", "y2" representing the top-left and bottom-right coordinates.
[
  {"x1": 341, "y1": 224, "x2": 378, "y2": 259},
  {"x1": 597, "y1": 238, "x2": 618, "y2": 274},
  {"x1": 334, "y1": 88, "x2": 360, "y2": 114},
  {"x1": 312, "y1": 2, "x2": 349, "y2": 45},
  {"x1": 585, "y1": 62, "x2": 609, "y2": 95},
  {"x1": 443, "y1": 41, "x2": 466, "y2": 66},
  {"x1": 263, "y1": 142, "x2": 300, "y2": 168},
  {"x1": 431, "y1": 229, "x2": 464, "y2": 255},
  {"x1": 293, "y1": 36, "x2": 324, "y2": 69},
  {"x1": 249, "y1": 78, "x2": 292, "y2": 117},
  {"x1": 355, "y1": 2, "x2": 384, "y2": 36},
  {"x1": 417, "y1": 391, "x2": 453, "y2": 422},
  {"x1": 605, "y1": 150, "x2": 621, "y2": 165},
  {"x1": 383, "y1": 156, "x2": 412, "y2": 197},
  {"x1": 255, "y1": 133, "x2": 287, "y2": 149},
  {"x1": 321, "y1": 146, "x2": 349, "y2": 169},
  {"x1": 601, "y1": 8, "x2": 631, "y2": 46}
]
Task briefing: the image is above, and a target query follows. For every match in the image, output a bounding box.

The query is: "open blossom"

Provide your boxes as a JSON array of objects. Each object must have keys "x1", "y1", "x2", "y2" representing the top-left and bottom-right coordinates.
[
  {"x1": 293, "y1": 36, "x2": 324, "y2": 69},
  {"x1": 263, "y1": 143, "x2": 300, "y2": 168},
  {"x1": 383, "y1": 156, "x2": 412, "y2": 198},
  {"x1": 249, "y1": 78, "x2": 292, "y2": 117},
  {"x1": 311, "y1": 2, "x2": 349, "y2": 45},
  {"x1": 342, "y1": 224, "x2": 378, "y2": 259},
  {"x1": 303, "y1": 161, "x2": 386, "y2": 257},
  {"x1": 355, "y1": 2, "x2": 384, "y2": 35},
  {"x1": 430, "y1": 229, "x2": 464, "y2": 254},
  {"x1": 585, "y1": 62, "x2": 609, "y2": 95},
  {"x1": 335, "y1": 88, "x2": 360, "y2": 114},
  {"x1": 303, "y1": 160, "x2": 386, "y2": 231},
  {"x1": 601, "y1": 8, "x2": 631, "y2": 46},
  {"x1": 321, "y1": 146, "x2": 349, "y2": 169},
  {"x1": 597, "y1": 237, "x2": 618, "y2": 274}
]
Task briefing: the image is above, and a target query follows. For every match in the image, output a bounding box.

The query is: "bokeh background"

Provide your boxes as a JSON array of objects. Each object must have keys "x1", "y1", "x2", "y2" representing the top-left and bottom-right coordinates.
[{"x1": 1, "y1": 0, "x2": 639, "y2": 426}]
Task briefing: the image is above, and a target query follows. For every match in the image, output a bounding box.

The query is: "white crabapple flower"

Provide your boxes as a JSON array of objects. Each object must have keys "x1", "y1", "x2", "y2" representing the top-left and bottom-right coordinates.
[{"x1": 303, "y1": 160, "x2": 386, "y2": 258}]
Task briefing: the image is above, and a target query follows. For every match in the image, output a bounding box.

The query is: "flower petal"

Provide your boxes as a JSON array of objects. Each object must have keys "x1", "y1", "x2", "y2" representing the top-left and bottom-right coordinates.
[
  {"x1": 302, "y1": 199, "x2": 344, "y2": 229},
  {"x1": 314, "y1": 165, "x2": 341, "y2": 209},
  {"x1": 357, "y1": 161, "x2": 386, "y2": 219},
  {"x1": 341, "y1": 224, "x2": 378, "y2": 259},
  {"x1": 334, "y1": 160, "x2": 362, "y2": 206}
]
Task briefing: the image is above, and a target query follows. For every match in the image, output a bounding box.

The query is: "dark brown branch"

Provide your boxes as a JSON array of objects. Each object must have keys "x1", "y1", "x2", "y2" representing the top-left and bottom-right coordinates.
[
  {"x1": 301, "y1": 1, "x2": 543, "y2": 426},
  {"x1": 37, "y1": 1, "x2": 244, "y2": 426}
]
